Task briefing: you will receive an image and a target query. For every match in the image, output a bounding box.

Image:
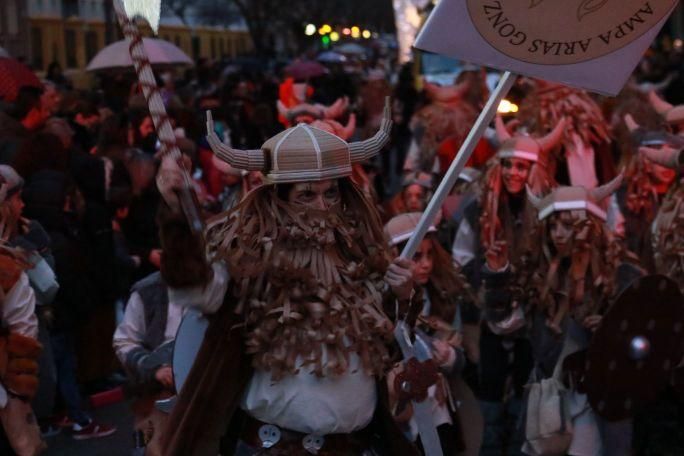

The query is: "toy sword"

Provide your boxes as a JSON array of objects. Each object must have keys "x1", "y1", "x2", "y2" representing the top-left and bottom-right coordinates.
[
  {"x1": 112, "y1": 0, "x2": 203, "y2": 233},
  {"x1": 394, "y1": 321, "x2": 444, "y2": 456}
]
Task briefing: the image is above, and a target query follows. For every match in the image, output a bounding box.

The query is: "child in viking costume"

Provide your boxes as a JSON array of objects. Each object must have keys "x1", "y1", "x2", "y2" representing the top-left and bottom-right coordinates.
[
  {"x1": 385, "y1": 171, "x2": 434, "y2": 220},
  {"x1": 518, "y1": 82, "x2": 615, "y2": 189},
  {"x1": 641, "y1": 144, "x2": 684, "y2": 291},
  {"x1": 613, "y1": 115, "x2": 684, "y2": 271},
  {"x1": 384, "y1": 212, "x2": 474, "y2": 455},
  {"x1": 519, "y1": 178, "x2": 643, "y2": 456},
  {"x1": 0, "y1": 174, "x2": 44, "y2": 455},
  {"x1": 449, "y1": 116, "x2": 565, "y2": 456},
  {"x1": 156, "y1": 100, "x2": 428, "y2": 455}
]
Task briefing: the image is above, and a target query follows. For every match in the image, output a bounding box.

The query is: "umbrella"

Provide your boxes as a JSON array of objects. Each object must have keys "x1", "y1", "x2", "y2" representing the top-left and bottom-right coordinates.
[
  {"x1": 86, "y1": 38, "x2": 193, "y2": 72},
  {"x1": 317, "y1": 51, "x2": 347, "y2": 63},
  {"x1": 0, "y1": 57, "x2": 42, "y2": 103},
  {"x1": 335, "y1": 43, "x2": 367, "y2": 55},
  {"x1": 0, "y1": 47, "x2": 9, "y2": 58},
  {"x1": 284, "y1": 60, "x2": 328, "y2": 80}
]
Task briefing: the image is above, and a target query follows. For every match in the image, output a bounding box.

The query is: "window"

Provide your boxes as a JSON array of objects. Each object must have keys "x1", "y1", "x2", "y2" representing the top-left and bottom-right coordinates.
[
  {"x1": 210, "y1": 37, "x2": 216, "y2": 59},
  {"x1": 62, "y1": 0, "x2": 79, "y2": 17},
  {"x1": 31, "y1": 27, "x2": 43, "y2": 70},
  {"x1": 85, "y1": 31, "x2": 99, "y2": 62},
  {"x1": 65, "y1": 29, "x2": 77, "y2": 68},
  {"x1": 192, "y1": 36, "x2": 200, "y2": 60},
  {"x1": 175, "y1": 35, "x2": 181, "y2": 47},
  {"x1": 6, "y1": 0, "x2": 19, "y2": 35}
]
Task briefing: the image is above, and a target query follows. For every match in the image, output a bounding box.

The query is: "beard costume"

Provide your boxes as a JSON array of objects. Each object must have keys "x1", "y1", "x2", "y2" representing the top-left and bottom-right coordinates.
[
  {"x1": 161, "y1": 100, "x2": 422, "y2": 455},
  {"x1": 206, "y1": 181, "x2": 394, "y2": 381}
]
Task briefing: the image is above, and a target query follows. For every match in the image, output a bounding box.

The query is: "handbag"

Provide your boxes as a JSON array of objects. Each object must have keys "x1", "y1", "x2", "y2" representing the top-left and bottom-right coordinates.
[{"x1": 522, "y1": 360, "x2": 573, "y2": 456}]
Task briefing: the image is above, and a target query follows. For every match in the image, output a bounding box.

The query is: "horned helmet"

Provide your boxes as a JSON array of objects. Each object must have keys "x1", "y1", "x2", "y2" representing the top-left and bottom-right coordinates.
[
  {"x1": 207, "y1": 98, "x2": 391, "y2": 184},
  {"x1": 527, "y1": 174, "x2": 624, "y2": 222}
]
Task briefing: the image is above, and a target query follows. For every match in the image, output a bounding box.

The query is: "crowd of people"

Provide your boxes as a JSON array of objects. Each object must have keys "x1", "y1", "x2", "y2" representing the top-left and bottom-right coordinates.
[{"x1": 0, "y1": 35, "x2": 683, "y2": 455}]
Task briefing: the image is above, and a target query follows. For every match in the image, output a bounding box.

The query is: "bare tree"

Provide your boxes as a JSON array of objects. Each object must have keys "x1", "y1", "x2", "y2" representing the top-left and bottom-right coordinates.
[{"x1": 162, "y1": 0, "x2": 395, "y2": 56}]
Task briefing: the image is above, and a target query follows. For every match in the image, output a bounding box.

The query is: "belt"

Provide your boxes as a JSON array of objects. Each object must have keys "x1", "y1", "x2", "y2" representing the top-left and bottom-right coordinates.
[{"x1": 240, "y1": 413, "x2": 372, "y2": 455}]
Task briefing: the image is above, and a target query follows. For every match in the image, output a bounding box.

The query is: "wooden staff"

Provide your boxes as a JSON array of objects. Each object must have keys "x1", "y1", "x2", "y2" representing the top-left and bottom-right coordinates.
[{"x1": 112, "y1": 0, "x2": 203, "y2": 233}]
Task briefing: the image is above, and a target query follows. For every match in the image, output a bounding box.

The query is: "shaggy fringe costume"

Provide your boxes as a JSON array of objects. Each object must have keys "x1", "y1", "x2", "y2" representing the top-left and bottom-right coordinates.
[
  {"x1": 528, "y1": 211, "x2": 640, "y2": 327},
  {"x1": 653, "y1": 183, "x2": 684, "y2": 291},
  {"x1": 204, "y1": 179, "x2": 395, "y2": 380}
]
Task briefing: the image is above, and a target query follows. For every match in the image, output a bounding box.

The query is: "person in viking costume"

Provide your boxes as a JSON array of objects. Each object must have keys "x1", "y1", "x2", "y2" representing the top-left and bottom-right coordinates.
[
  {"x1": 641, "y1": 144, "x2": 684, "y2": 291},
  {"x1": 384, "y1": 212, "x2": 475, "y2": 455},
  {"x1": 0, "y1": 174, "x2": 44, "y2": 455},
  {"x1": 277, "y1": 77, "x2": 351, "y2": 129},
  {"x1": 613, "y1": 115, "x2": 684, "y2": 271},
  {"x1": 519, "y1": 178, "x2": 643, "y2": 455},
  {"x1": 451, "y1": 116, "x2": 565, "y2": 278},
  {"x1": 403, "y1": 81, "x2": 478, "y2": 174},
  {"x1": 156, "y1": 100, "x2": 428, "y2": 455},
  {"x1": 636, "y1": 143, "x2": 684, "y2": 456},
  {"x1": 449, "y1": 116, "x2": 565, "y2": 456},
  {"x1": 385, "y1": 171, "x2": 434, "y2": 220},
  {"x1": 518, "y1": 81, "x2": 615, "y2": 189}
]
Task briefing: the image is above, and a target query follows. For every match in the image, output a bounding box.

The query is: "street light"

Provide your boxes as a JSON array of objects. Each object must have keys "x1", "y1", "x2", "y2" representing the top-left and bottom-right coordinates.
[
  {"x1": 498, "y1": 99, "x2": 519, "y2": 114},
  {"x1": 330, "y1": 32, "x2": 340, "y2": 42},
  {"x1": 362, "y1": 30, "x2": 371, "y2": 39},
  {"x1": 321, "y1": 24, "x2": 332, "y2": 34},
  {"x1": 351, "y1": 26, "x2": 360, "y2": 38},
  {"x1": 343, "y1": 28, "x2": 351, "y2": 36},
  {"x1": 305, "y1": 24, "x2": 316, "y2": 36}
]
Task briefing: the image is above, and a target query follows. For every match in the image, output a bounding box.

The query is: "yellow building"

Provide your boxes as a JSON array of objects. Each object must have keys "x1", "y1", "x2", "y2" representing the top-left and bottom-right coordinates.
[{"x1": 3, "y1": 0, "x2": 252, "y2": 86}]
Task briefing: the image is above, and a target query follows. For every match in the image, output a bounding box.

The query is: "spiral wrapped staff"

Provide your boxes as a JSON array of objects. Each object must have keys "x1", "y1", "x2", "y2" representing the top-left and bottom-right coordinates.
[{"x1": 112, "y1": 0, "x2": 203, "y2": 233}]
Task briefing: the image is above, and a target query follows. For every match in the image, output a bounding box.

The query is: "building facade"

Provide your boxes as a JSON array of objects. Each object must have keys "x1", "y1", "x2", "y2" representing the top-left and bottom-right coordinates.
[
  {"x1": 0, "y1": 0, "x2": 30, "y2": 59},
  {"x1": 2, "y1": 0, "x2": 252, "y2": 78}
]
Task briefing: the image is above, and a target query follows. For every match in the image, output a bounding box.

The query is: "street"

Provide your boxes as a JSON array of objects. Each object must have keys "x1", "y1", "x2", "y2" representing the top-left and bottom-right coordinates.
[{"x1": 44, "y1": 401, "x2": 134, "y2": 456}]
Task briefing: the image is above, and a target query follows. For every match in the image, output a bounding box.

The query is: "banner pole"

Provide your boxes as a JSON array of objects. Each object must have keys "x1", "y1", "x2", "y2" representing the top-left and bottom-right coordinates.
[{"x1": 399, "y1": 70, "x2": 516, "y2": 260}]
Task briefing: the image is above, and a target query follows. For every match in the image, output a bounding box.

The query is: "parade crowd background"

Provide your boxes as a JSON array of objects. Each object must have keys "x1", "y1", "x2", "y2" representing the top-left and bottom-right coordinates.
[{"x1": 1, "y1": 12, "x2": 684, "y2": 455}]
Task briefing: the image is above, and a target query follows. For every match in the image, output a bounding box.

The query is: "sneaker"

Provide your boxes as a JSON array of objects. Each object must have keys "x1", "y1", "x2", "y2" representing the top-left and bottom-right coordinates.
[
  {"x1": 52, "y1": 415, "x2": 75, "y2": 429},
  {"x1": 72, "y1": 421, "x2": 117, "y2": 440},
  {"x1": 40, "y1": 424, "x2": 61, "y2": 438}
]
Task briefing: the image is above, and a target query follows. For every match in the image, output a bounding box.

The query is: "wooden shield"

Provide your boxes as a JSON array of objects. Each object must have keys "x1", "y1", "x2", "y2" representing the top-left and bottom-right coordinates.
[{"x1": 586, "y1": 275, "x2": 684, "y2": 421}]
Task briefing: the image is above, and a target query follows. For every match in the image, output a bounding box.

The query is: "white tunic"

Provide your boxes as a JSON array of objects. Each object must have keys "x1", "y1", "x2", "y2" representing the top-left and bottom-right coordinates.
[
  {"x1": 241, "y1": 353, "x2": 377, "y2": 434},
  {"x1": 170, "y1": 261, "x2": 378, "y2": 434}
]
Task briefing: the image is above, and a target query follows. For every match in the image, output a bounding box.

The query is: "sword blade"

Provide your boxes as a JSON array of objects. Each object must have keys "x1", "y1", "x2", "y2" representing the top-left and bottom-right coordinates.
[{"x1": 413, "y1": 400, "x2": 444, "y2": 456}]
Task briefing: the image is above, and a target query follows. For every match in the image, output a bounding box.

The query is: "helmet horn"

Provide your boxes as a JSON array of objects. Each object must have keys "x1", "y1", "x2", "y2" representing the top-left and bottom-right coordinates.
[
  {"x1": 340, "y1": 113, "x2": 357, "y2": 141},
  {"x1": 526, "y1": 185, "x2": 543, "y2": 210},
  {"x1": 349, "y1": 97, "x2": 392, "y2": 163},
  {"x1": 206, "y1": 111, "x2": 265, "y2": 171},
  {"x1": 538, "y1": 117, "x2": 567, "y2": 152},
  {"x1": 640, "y1": 146, "x2": 683, "y2": 169},
  {"x1": 495, "y1": 115, "x2": 512, "y2": 142},
  {"x1": 649, "y1": 90, "x2": 673, "y2": 115},
  {"x1": 623, "y1": 113, "x2": 640, "y2": 132},
  {"x1": 589, "y1": 173, "x2": 624, "y2": 203}
]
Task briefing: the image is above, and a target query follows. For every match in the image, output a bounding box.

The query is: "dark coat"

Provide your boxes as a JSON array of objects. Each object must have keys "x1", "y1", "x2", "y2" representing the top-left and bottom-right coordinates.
[
  {"x1": 22, "y1": 170, "x2": 97, "y2": 330},
  {"x1": 0, "y1": 111, "x2": 28, "y2": 165}
]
